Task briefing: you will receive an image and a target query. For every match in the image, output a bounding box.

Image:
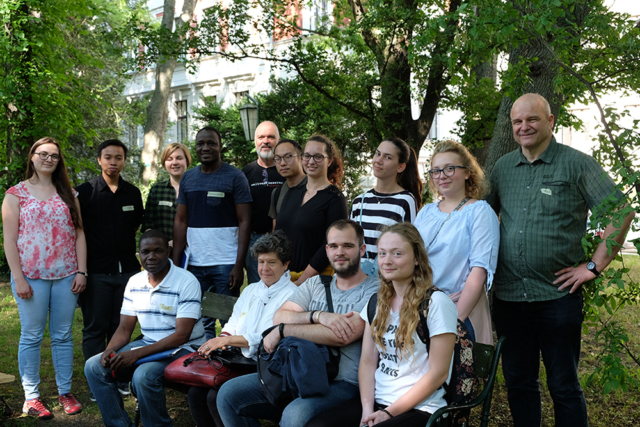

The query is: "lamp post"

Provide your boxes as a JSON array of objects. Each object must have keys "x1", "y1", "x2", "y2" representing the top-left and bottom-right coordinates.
[{"x1": 239, "y1": 93, "x2": 259, "y2": 141}]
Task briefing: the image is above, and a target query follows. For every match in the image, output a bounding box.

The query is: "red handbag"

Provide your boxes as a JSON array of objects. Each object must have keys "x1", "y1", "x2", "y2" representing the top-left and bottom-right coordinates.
[{"x1": 164, "y1": 351, "x2": 255, "y2": 389}]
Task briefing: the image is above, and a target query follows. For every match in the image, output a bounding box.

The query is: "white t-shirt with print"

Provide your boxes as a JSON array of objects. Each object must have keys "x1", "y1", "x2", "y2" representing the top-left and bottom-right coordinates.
[{"x1": 361, "y1": 291, "x2": 457, "y2": 413}]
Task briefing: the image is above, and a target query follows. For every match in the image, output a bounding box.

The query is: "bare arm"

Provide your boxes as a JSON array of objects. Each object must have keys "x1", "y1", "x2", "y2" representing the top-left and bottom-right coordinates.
[
  {"x1": 229, "y1": 203, "x2": 251, "y2": 290},
  {"x1": 358, "y1": 321, "x2": 378, "y2": 425},
  {"x1": 554, "y1": 208, "x2": 636, "y2": 292},
  {"x1": 293, "y1": 265, "x2": 321, "y2": 287},
  {"x1": 2, "y1": 194, "x2": 31, "y2": 299},
  {"x1": 172, "y1": 204, "x2": 188, "y2": 266},
  {"x1": 72, "y1": 198, "x2": 87, "y2": 294},
  {"x1": 198, "y1": 335, "x2": 250, "y2": 357},
  {"x1": 455, "y1": 267, "x2": 487, "y2": 321},
  {"x1": 362, "y1": 333, "x2": 456, "y2": 425},
  {"x1": 106, "y1": 316, "x2": 197, "y2": 371}
]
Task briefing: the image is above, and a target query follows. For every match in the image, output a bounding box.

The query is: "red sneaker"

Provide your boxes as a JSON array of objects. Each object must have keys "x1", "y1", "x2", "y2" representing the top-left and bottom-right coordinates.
[
  {"x1": 58, "y1": 393, "x2": 82, "y2": 415},
  {"x1": 22, "y1": 397, "x2": 53, "y2": 419}
]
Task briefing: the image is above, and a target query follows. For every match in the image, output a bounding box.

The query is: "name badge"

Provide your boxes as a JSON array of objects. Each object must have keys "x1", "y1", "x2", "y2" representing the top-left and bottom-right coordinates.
[
  {"x1": 207, "y1": 191, "x2": 224, "y2": 198},
  {"x1": 122, "y1": 205, "x2": 134, "y2": 211},
  {"x1": 541, "y1": 188, "x2": 552, "y2": 196},
  {"x1": 159, "y1": 303, "x2": 173, "y2": 312},
  {"x1": 159, "y1": 201, "x2": 173, "y2": 207}
]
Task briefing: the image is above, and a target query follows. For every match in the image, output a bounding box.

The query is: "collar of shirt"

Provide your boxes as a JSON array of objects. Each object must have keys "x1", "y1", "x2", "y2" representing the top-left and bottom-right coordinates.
[
  {"x1": 515, "y1": 137, "x2": 559, "y2": 167},
  {"x1": 96, "y1": 174, "x2": 124, "y2": 193}
]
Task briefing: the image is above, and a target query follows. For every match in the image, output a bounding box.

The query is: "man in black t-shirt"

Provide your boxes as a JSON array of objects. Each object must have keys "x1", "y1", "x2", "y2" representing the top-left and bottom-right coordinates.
[
  {"x1": 76, "y1": 140, "x2": 143, "y2": 378},
  {"x1": 241, "y1": 121, "x2": 284, "y2": 284}
]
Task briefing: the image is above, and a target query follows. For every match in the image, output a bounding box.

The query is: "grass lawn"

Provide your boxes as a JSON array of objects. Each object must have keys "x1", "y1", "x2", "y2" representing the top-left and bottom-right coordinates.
[{"x1": 0, "y1": 257, "x2": 639, "y2": 426}]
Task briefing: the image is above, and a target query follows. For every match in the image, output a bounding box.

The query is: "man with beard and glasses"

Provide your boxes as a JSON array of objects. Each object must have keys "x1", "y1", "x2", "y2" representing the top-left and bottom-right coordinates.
[
  {"x1": 242, "y1": 121, "x2": 284, "y2": 284},
  {"x1": 216, "y1": 219, "x2": 379, "y2": 427}
]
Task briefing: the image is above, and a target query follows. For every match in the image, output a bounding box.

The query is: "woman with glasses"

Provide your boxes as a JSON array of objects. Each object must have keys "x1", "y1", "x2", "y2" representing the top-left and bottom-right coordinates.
[
  {"x1": 2, "y1": 137, "x2": 87, "y2": 418},
  {"x1": 275, "y1": 134, "x2": 348, "y2": 285},
  {"x1": 350, "y1": 137, "x2": 422, "y2": 277},
  {"x1": 143, "y1": 143, "x2": 192, "y2": 246},
  {"x1": 413, "y1": 140, "x2": 499, "y2": 344}
]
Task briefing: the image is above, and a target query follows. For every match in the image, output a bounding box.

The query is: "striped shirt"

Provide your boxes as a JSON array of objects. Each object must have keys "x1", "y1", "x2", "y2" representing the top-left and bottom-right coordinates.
[
  {"x1": 350, "y1": 190, "x2": 418, "y2": 259},
  {"x1": 121, "y1": 260, "x2": 206, "y2": 351},
  {"x1": 486, "y1": 138, "x2": 622, "y2": 302}
]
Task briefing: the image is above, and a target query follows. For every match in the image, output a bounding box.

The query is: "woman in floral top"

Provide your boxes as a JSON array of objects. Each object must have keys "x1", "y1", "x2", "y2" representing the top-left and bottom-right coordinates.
[{"x1": 2, "y1": 137, "x2": 87, "y2": 419}]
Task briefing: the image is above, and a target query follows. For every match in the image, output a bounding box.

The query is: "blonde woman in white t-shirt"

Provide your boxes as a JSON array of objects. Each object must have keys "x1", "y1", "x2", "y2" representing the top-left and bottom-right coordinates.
[{"x1": 304, "y1": 223, "x2": 457, "y2": 427}]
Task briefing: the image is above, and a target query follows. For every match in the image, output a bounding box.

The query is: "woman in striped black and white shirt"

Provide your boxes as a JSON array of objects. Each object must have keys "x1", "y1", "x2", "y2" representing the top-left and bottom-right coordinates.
[{"x1": 350, "y1": 137, "x2": 422, "y2": 276}]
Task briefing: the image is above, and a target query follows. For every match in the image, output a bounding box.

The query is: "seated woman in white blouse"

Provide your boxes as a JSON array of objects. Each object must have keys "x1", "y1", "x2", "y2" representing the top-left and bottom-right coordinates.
[
  {"x1": 414, "y1": 140, "x2": 499, "y2": 345},
  {"x1": 187, "y1": 230, "x2": 297, "y2": 426}
]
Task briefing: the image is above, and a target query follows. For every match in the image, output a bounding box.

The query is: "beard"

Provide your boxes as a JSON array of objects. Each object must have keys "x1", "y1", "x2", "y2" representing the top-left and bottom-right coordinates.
[
  {"x1": 332, "y1": 256, "x2": 360, "y2": 278},
  {"x1": 258, "y1": 148, "x2": 274, "y2": 161}
]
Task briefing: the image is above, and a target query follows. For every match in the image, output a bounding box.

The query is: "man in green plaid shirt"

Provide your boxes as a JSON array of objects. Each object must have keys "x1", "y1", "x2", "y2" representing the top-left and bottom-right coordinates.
[{"x1": 486, "y1": 93, "x2": 635, "y2": 427}]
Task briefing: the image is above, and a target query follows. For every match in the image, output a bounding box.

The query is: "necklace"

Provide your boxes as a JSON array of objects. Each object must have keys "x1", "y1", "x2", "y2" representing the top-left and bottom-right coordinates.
[{"x1": 426, "y1": 197, "x2": 470, "y2": 249}]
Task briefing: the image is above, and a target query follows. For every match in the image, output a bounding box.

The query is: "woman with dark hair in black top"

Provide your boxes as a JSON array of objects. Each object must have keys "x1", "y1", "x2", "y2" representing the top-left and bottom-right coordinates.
[{"x1": 275, "y1": 134, "x2": 348, "y2": 285}]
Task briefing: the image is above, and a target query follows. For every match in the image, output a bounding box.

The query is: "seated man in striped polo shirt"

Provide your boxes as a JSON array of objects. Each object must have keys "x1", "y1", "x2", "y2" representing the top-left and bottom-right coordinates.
[{"x1": 85, "y1": 229, "x2": 205, "y2": 427}]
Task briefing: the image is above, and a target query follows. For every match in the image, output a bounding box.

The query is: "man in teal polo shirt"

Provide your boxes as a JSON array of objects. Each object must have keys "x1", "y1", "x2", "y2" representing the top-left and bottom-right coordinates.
[{"x1": 486, "y1": 93, "x2": 635, "y2": 427}]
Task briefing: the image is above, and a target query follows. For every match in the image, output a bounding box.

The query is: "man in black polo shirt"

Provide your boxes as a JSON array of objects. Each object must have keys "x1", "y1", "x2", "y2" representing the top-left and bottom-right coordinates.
[
  {"x1": 76, "y1": 140, "x2": 143, "y2": 382},
  {"x1": 241, "y1": 121, "x2": 283, "y2": 284}
]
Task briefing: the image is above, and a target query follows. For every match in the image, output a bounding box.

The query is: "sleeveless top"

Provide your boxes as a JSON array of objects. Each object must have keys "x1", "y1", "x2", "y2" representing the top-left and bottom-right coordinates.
[{"x1": 6, "y1": 181, "x2": 78, "y2": 279}]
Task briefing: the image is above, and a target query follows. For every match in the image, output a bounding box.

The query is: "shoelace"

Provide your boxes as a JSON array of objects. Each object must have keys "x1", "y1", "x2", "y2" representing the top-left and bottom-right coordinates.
[
  {"x1": 59, "y1": 394, "x2": 78, "y2": 407},
  {"x1": 28, "y1": 398, "x2": 49, "y2": 413}
]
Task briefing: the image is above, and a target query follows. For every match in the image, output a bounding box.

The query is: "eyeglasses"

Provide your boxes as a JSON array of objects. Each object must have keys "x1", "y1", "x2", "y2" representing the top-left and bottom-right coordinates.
[
  {"x1": 273, "y1": 153, "x2": 299, "y2": 163},
  {"x1": 302, "y1": 153, "x2": 329, "y2": 163},
  {"x1": 427, "y1": 165, "x2": 466, "y2": 179},
  {"x1": 34, "y1": 152, "x2": 61, "y2": 162}
]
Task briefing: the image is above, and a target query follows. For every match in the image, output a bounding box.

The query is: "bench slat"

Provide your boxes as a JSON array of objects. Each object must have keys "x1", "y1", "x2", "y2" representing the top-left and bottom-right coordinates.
[{"x1": 201, "y1": 292, "x2": 238, "y2": 322}]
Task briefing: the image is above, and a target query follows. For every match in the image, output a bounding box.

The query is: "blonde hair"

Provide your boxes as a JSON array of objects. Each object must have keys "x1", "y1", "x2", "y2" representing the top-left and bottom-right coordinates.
[
  {"x1": 428, "y1": 140, "x2": 489, "y2": 200},
  {"x1": 160, "y1": 143, "x2": 192, "y2": 169},
  {"x1": 372, "y1": 223, "x2": 434, "y2": 361}
]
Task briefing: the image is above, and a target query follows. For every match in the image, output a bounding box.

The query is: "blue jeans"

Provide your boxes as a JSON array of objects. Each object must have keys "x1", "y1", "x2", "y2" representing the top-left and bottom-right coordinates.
[
  {"x1": 217, "y1": 373, "x2": 360, "y2": 427},
  {"x1": 84, "y1": 340, "x2": 188, "y2": 427},
  {"x1": 244, "y1": 232, "x2": 262, "y2": 286},
  {"x1": 188, "y1": 264, "x2": 237, "y2": 339},
  {"x1": 493, "y1": 292, "x2": 588, "y2": 427},
  {"x1": 11, "y1": 274, "x2": 78, "y2": 400}
]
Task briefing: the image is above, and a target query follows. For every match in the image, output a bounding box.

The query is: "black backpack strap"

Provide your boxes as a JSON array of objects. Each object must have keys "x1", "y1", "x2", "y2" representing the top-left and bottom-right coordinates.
[
  {"x1": 417, "y1": 287, "x2": 442, "y2": 354},
  {"x1": 367, "y1": 293, "x2": 378, "y2": 324},
  {"x1": 320, "y1": 275, "x2": 334, "y2": 313}
]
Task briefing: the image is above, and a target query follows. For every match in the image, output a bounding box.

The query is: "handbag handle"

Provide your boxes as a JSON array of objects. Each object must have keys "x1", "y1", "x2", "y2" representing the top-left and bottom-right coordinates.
[{"x1": 320, "y1": 275, "x2": 334, "y2": 313}]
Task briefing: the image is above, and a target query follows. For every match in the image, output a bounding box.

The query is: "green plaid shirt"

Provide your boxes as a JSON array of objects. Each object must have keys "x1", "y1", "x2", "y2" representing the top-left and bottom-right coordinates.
[
  {"x1": 486, "y1": 138, "x2": 621, "y2": 302},
  {"x1": 143, "y1": 180, "x2": 178, "y2": 241}
]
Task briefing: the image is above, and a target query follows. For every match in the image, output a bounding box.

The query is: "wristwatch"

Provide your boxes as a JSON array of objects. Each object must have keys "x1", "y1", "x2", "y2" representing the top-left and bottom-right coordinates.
[
  {"x1": 76, "y1": 271, "x2": 88, "y2": 277},
  {"x1": 586, "y1": 261, "x2": 600, "y2": 277}
]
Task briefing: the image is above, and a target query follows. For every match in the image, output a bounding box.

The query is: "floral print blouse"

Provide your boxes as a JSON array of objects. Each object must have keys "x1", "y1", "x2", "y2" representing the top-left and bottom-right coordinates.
[{"x1": 6, "y1": 182, "x2": 78, "y2": 279}]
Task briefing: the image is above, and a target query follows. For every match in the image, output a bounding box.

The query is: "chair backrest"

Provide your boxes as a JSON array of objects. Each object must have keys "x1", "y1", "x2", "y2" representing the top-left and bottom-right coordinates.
[
  {"x1": 201, "y1": 291, "x2": 238, "y2": 322},
  {"x1": 473, "y1": 342, "x2": 495, "y2": 380}
]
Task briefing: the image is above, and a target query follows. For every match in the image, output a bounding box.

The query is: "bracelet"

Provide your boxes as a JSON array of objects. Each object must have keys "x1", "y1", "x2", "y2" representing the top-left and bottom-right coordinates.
[
  {"x1": 76, "y1": 271, "x2": 88, "y2": 277},
  {"x1": 315, "y1": 311, "x2": 323, "y2": 323},
  {"x1": 310, "y1": 310, "x2": 317, "y2": 324},
  {"x1": 381, "y1": 408, "x2": 394, "y2": 418},
  {"x1": 279, "y1": 323, "x2": 285, "y2": 340}
]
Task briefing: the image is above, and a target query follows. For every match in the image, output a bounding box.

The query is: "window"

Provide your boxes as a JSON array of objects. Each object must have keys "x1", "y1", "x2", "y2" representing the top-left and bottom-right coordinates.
[
  {"x1": 235, "y1": 91, "x2": 249, "y2": 103},
  {"x1": 176, "y1": 100, "x2": 188, "y2": 142}
]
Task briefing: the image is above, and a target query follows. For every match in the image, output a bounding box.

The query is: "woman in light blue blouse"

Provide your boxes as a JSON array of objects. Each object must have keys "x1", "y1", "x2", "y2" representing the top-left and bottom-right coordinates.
[{"x1": 414, "y1": 140, "x2": 499, "y2": 344}]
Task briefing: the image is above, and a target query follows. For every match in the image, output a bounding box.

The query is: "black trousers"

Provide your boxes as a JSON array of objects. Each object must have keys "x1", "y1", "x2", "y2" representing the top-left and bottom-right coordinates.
[
  {"x1": 304, "y1": 396, "x2": 431, "y2": 427},
  {"x1": 187, "y1": 386, "x2": 225, "y2": 427},
  {"x1": 79, "y1": 272, "x2": 136, "y2": 361}
]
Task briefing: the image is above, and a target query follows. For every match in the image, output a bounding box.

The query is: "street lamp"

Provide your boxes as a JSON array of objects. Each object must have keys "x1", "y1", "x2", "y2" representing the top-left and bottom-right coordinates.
[{"x1": 239, "y1": 93, "x2": 259, "y2": 141}]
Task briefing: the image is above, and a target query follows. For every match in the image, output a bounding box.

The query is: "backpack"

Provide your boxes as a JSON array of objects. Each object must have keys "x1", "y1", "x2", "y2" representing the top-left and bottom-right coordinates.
[
  {"x1": 367, "y1": 288, "x2": 478, "y2": 426},
  {"x1": 257, "y1": 275, "x2": 341, "y2": 408}
]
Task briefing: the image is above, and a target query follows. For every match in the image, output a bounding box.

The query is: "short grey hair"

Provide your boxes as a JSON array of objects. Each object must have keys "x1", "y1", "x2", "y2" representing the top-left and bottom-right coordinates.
[{"x1": 250, "y1": 230, "x2": 293, "y2": 263}]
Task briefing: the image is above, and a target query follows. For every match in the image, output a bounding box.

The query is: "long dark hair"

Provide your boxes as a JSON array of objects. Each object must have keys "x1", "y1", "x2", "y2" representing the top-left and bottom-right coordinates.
[
  {"x1": 384, "y1": 137, "x2": 422, "y2": 209},
  {"x1": 306, "y1": 134, "x2": 344, "y2": 190},
  {"x1": 26, "y1": 137, "x2": 82, "y2": 229}
]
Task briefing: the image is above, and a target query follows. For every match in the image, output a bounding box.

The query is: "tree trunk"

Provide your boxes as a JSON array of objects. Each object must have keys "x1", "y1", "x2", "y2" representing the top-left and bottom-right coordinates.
[
  {"x1": 141, "y1": 0, "x2": 197, "y2": 185},
  {"x1": 483, "y1": 40, "x2": 563, "y2": 176}
]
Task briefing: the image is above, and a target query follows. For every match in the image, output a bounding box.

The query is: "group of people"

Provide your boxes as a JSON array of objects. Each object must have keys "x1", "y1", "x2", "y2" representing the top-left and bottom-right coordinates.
[{"x1": 2, "y1": 92, "x2": 634, "y2": 426}]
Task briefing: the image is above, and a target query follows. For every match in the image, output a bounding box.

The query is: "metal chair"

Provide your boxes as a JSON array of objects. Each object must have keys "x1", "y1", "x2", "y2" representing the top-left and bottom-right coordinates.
[{"x1": 425, "y1": 336, "x2": 506, "y2": 427}]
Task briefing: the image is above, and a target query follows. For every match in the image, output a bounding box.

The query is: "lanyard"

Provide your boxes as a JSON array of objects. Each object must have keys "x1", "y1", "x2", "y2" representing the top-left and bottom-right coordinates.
[{"x1": 426, "y1": 197, "x2": 470, "y2": 250}]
